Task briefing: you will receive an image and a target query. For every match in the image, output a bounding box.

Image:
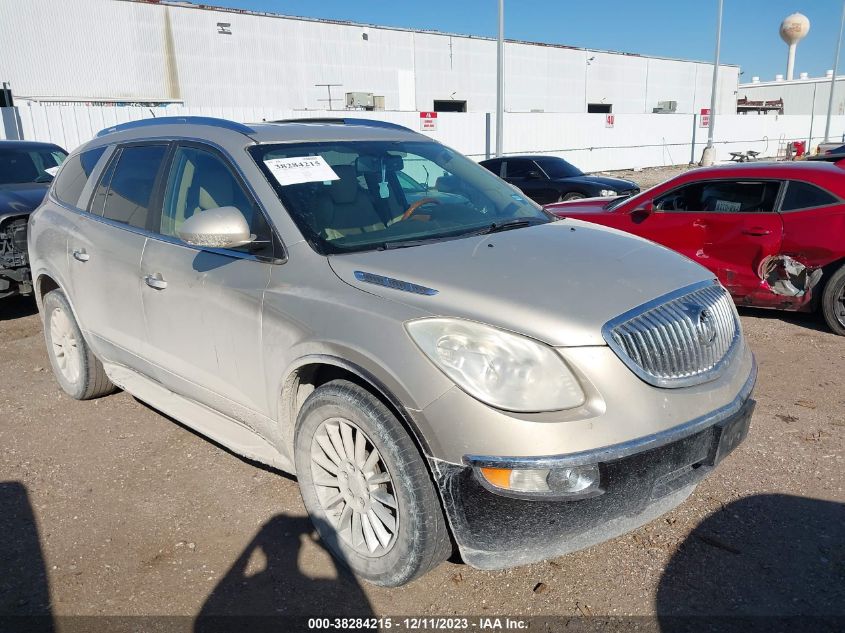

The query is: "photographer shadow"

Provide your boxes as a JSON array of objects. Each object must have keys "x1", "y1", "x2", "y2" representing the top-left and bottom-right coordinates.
[
  {"x1": 0, "y1": 481, "x2": 54, "y2": 633},
  {"x1": 656, "y1": 494, "x2": 845, "y2": 632},
  {"x1": 195, "y1": 514, "x2": 374, "y2": 633}
]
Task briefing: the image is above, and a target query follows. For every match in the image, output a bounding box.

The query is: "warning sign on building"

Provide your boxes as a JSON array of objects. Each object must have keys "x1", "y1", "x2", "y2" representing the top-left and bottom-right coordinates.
[
  {"x1": 700, "y1": 108, "x2": 711, "y2": 128},
  {"x1": 420, "y1": 111, "x2": 438, "y2": 131},
  {"x1": 605, "y1": 114, "x2": 615, "y2": 128}
]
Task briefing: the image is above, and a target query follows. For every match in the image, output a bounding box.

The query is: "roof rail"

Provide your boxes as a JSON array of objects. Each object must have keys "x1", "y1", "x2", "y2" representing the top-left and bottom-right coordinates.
[
  {"x1": 269, "y1": 117, "x2": 412, "y2": 132},
  {"x1": 96, "y1": 116, "x2": 254, "y2": 138}
]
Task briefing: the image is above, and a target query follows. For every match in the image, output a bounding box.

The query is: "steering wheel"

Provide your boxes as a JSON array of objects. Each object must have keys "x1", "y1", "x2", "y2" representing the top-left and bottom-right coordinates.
[{"x1": 401, "y1": 197, "x2": 440, "y2": 221}]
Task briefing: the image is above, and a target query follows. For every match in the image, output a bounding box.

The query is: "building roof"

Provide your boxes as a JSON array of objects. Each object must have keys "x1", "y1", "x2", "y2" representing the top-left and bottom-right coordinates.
[{"x1": 125, "y1": 0, "x2": 739, "y2": 68}]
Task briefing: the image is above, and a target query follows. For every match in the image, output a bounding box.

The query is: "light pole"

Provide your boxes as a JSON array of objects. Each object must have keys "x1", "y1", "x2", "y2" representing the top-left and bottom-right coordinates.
[
  {"x1": 495, "y1": 0, "x2": 504, "y2": 157},
  {"x1": 824, "y1": 1, "x2": 845, "y2": 144},
  {"x1": 700, "y1": 0, "x2": 724, "y2": 166}
]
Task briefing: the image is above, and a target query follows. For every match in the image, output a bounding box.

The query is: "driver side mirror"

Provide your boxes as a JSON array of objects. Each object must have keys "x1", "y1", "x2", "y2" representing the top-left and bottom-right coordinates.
[
  {"x1": 629, "y1": 202, "x2": 654, "y2": 224},
  {"x1": 525, "y1": 170, "x2": 544, "y2": 180},
  {"x1": 177, "y1": 206, "x2": 255, "y2": 249}
]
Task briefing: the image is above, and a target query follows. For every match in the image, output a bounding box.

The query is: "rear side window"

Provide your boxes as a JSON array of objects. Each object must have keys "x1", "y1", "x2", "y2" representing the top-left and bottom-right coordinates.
[
  {"x1": 482, "y1": 159, "x2": 504, "y2": 177},
  {"x1": 53, "y1": 146, "x2": 106, "y2": 208},
  {"x1": 95, "y1": 145, "x2": 167, "y2": 229},
  {"x1": 781, "y1": 181, "x2": 838, "y2": 211}
]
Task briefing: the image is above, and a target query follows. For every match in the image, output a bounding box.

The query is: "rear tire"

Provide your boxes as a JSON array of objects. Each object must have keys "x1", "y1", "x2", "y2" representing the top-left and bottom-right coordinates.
[
  {"x1": 294, "y1": 379, "x2": 451, "y2": 586},
  {"x1": 42, "y1": 289, "x2": 116, "y2": 399},
  {"x1": 560, "y1": 192, "x2": 586, "y2": 202},
  {"x1": 821, "y1": 264, "x2": 845, "y2": 336}
]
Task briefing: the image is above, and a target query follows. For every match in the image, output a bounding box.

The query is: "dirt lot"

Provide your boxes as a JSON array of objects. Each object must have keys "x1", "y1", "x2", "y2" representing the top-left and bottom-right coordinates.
[{"x1": 1, "y1": 278, "x2": 843, "y2": 626}]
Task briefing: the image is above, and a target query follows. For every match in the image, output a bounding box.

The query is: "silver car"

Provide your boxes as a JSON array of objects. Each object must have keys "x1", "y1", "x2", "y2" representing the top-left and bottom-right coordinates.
[{"x1": 28, "y1": 117, "x2": 756, "y2": 586}]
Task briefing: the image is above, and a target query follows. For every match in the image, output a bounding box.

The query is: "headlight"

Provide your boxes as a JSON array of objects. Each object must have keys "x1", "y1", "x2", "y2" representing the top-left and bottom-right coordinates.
[
  {"x1": 406, "y1": 318, "x2": 585, "y2": 412},
  {"x1": 599, "y1": 189, "x2": 617, "y2": 197}
]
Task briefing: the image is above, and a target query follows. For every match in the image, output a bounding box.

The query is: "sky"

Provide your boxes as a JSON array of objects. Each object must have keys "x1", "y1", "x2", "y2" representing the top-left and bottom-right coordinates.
[{"x1": 204, "y1": 0, "x2": 845, "y2": 81}]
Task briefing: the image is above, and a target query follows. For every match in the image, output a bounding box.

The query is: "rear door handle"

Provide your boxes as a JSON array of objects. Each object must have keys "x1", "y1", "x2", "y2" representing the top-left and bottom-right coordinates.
[
  {"x1": 144, "y1": 273, "x2": 168, "y2": 290},
  {"x1": 72, "y1": 249, "x2": 89, "y2": 262},
  {"x1": 742, "y1": 227, "x2": 772, "y2": 236}
]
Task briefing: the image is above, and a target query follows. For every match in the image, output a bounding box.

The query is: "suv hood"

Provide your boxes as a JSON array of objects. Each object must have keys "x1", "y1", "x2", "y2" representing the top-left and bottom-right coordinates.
[
  {"x1": 328, "y1": 220, "x2": 712, "y2": 346},
  {"x1": 545, "y1": 198, "x2": 610, "y2": 216},
  {"x1": 0, "y1": 183, "x2": 49, "y2": 221}
]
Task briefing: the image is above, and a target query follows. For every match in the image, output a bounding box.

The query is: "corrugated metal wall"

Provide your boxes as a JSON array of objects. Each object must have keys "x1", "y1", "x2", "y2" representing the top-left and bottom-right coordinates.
[
  {"x1": 0, "y1": 0, "x2": 739, "y2": 114},
  {"x1": 4, "y1": 104, "x2": 842, "y2": 172},
  {"x1": 739, "y1": 80, "x2": 845, "y2": 116}
]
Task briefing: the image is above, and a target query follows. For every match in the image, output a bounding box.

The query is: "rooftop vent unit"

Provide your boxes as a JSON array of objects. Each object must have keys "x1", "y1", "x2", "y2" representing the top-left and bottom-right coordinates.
[
  {"x1": 346, "y1": 92, "x2": 375, "y2": 109},
  {"x1": 652, "y1": 100, "x2": 678, "y2": 114}
]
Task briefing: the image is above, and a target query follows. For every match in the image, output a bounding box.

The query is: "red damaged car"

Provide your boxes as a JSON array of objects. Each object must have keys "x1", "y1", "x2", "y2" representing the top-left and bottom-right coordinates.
[{"x1": 547, "y1": 162, "x2": 845, "y2": 335}]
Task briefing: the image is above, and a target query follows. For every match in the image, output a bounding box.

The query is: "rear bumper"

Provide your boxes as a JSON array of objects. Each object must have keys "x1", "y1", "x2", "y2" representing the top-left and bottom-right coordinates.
[{"x1": 429, "y1": 365, "x2": 756, "y2": 570}]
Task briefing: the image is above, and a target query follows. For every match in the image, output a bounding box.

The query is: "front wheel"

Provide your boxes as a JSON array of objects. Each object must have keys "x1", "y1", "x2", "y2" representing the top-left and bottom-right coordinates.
[
  {"x1": 294, "y1": 379, "x2": 451, "y2": 586},
  {"x1": 821, "y1": 264, "x2": 845, "y2": 336},
  {"x1": 42, "y1": 289, "x2": 116, "y2": 399},
  {"x1": 559, "y1": 192, "x2": 586, "y2": 202}
]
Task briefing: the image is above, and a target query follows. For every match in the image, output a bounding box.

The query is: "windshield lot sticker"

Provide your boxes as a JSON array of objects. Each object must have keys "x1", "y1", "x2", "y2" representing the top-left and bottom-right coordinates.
[{"x1": 264, "y1": 156, "x2": 339, "y2": 186}]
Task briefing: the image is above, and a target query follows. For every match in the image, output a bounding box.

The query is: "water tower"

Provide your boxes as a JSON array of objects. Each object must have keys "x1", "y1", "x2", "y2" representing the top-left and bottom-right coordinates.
[{"x1": 780, "y1": 13, "x2": 811, "y2": 80}]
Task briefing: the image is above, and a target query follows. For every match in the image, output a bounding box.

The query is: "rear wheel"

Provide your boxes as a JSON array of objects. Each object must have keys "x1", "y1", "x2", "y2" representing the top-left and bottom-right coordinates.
[
  {"x1": 821, "y1": 264, "x2": 845, "y2": 336},
  {"x1": 294, "y1": 379, "x2": 451, "y2": 586},
  {"x1": 560, "y1": 192, "x2": 586, "y2": 202},
  {"x1": 43, "y1": 289, "x2": 116, "y2": 399}
]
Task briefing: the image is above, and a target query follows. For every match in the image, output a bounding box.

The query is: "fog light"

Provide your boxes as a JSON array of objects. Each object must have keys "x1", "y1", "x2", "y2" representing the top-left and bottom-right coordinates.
[
  {"x1": 480, "y1": 467, "x2": 550, "y2": 493},
  {"x1": 547, "y1": 464, "x2": 600, "y2": 494},
  {"x1": 479, "y1": 464, "x2": 601, "y2": 497}
]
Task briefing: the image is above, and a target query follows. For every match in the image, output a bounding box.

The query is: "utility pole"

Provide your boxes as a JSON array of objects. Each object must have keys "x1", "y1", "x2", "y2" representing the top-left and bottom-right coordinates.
[
  {"x1": 700, "y1": 0, "x2": 723, "y2": 166},
  {"x1": 495, "y1": 0, "x2": 504, "y2": 157},
  {"x1": 824, "y1": 1, "x2": 845, "y2": 143},
  {"x1": 315, "y1": 83, "x2": 343, "y2": 111}
]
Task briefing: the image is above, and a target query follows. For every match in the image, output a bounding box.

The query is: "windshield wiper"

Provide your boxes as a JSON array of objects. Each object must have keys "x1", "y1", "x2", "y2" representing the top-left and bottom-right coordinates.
[{"x1": 472, "y1": 218, "x2": 544, "y2": 235}]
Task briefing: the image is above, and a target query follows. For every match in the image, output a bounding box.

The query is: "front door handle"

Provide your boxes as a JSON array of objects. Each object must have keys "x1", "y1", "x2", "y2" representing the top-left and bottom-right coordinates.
[
  {"x1": 144, "y1": 273, "x2": 168, "y2": 290},
  {"x1": 72, "y1": 249, "x2": 90, "y2": 262},
  {"x1": 742, "y1": 227, "x2": 772, "y2": 236}
]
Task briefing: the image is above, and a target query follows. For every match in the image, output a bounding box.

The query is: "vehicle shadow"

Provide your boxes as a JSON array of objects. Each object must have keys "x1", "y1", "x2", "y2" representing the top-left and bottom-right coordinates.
[
  {"x1": 195, "y1": 513, "x2": 374, "y2": 633},
  {"x1": 0, "y1": 481, "x2": 54, "y2": 633},
  {"x1": 656, "y1": 494, "x2": 845, "y2": 632},
  {"x1": 0, "y1": 295, "x2": 38, "y2": 321},
  {"x1": 736, "y1": 305, "x2": 829, "y2": 334}
]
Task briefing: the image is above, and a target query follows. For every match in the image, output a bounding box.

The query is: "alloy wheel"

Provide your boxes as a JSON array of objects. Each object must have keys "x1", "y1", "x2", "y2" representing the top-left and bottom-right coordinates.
[
  {"x1": 50, "y1": 306, "x2": 81, "y2": 384},
  {"x1": 310, "y1": 417, "x2": 399, "y2": 557}
]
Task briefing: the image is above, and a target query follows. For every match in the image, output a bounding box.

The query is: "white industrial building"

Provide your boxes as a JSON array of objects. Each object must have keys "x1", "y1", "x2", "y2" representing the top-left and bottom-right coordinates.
[
  {"x1": 739, "y1": 74, "x2": 845, "y2": 116},
  {"x1": 0, "y1": 0, "x2": 739, "y2": 115}
]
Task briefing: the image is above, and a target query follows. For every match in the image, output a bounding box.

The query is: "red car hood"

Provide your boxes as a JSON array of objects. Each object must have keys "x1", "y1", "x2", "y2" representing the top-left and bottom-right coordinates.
[{"x1": 545, "y1": 197, "x2": 613, "y2": 216}]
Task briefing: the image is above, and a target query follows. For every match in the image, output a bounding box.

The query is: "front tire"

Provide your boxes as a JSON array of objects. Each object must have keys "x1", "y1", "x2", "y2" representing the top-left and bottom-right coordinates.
[
  {"x1": 42, "y1": 289, "x2": 116, "y2": 399},
  {"x1": 560, "y1": 192, "x2": 586, "y2": 202},
  {"x1": 294, "y1": 379, "x2": 451, "y2": 586},
  {"x1": 821, "y1": 264, "x2": 845, "y2": 336}
]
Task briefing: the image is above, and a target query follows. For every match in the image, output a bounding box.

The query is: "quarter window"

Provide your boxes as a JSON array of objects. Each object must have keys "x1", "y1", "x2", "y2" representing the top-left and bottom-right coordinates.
[
  {"x1": 52, "y1": 146, "x2": 104, "y2": 208},
  {"x1": 160, "y1": 146, "x2": 273, "y2": 257},
  {"x1": 654, "y1": 181, "x2": 781, "y2": 213},
  {"x1": 96, "y1": 145, "x2": 167, "y2": 229},
  {"x1": 781, "y1": 181, "x2": 838, "y2": 211}
]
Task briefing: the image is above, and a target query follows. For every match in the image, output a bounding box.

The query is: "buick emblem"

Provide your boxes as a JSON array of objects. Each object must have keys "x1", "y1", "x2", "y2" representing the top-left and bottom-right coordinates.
[{"x1": 696, "y1": 308, "x2": 717, "y2": 346}]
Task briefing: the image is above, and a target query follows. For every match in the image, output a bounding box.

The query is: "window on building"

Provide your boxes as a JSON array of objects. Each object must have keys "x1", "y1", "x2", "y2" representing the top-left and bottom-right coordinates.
[
  {"x1": 433, "y1": 100, "x2": 467, "y2": 113},
  {"x1": 587, "y1": 104, "x2": 612, "y2": 114}
]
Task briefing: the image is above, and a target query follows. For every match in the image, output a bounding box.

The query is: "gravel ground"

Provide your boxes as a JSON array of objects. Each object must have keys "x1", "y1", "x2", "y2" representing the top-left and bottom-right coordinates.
[
  {"x1": 1, "y1": 290, "x2": 843, "y2": 625},
  {"x1": 597, "y1": 165, "x2": 697, "y2": 191}
]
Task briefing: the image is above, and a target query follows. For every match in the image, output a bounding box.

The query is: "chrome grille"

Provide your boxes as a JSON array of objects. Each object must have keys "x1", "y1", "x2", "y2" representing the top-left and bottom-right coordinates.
[{"x1": 603, "y1": 282, "x2": 740, "y2": 388}]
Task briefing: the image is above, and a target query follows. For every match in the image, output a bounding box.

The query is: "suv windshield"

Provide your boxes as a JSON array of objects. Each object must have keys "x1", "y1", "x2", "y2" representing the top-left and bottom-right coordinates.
[
  {"x1": 0, "y1": 147, "x2": 67, "y2": 185},
  {"x1": 534, "y1": 157, "x2": 582, "y2": 179},
  {"x1": 250, "y1": 140, "x2": 549, "y2": 254}
]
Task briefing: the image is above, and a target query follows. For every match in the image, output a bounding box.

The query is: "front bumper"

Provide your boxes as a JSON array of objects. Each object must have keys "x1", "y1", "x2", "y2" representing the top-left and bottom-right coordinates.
[{"x1": 429, "y1": 364, "x2": 756, "y2": 570}]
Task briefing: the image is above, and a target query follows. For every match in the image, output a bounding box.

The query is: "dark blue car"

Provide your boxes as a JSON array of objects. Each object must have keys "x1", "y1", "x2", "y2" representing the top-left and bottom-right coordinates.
[{"x1": 0, "y1": 140, "x2": 67, "y2": 298}]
